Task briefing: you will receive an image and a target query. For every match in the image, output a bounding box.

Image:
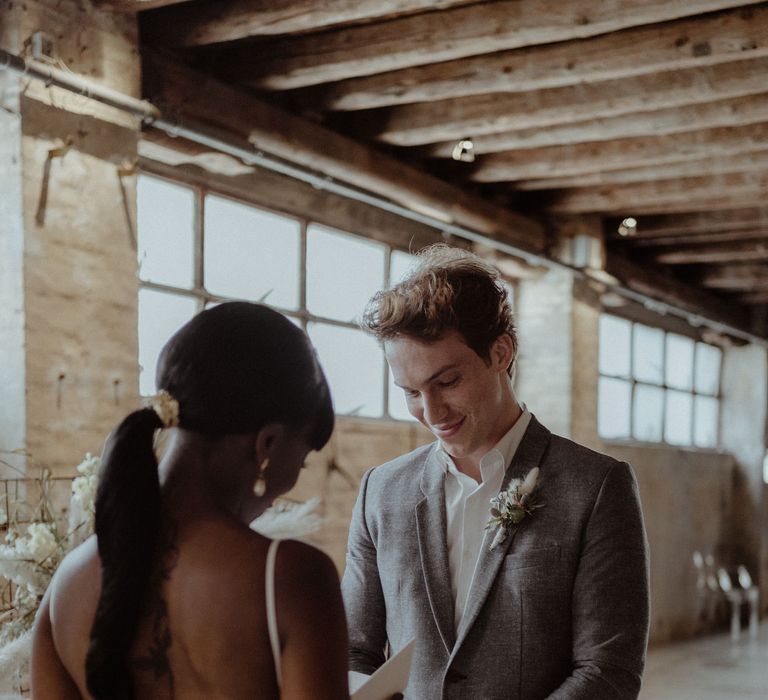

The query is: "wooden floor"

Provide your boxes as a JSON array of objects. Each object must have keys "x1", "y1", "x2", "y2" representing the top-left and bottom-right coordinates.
[{"x1": 640, "y1": 621, "x2": 768, "y2": 699}]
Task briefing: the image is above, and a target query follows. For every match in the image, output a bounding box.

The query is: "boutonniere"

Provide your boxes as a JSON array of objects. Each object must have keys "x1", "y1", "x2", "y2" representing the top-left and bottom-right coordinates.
[{"x1": 486, "y1": 467, "x2": 543, "y2": 551}]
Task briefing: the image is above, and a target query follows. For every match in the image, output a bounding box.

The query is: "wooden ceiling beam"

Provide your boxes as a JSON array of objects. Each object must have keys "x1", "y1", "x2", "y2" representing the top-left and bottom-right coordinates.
[
  {"x1": 547, "y1": 172, "x2": 768, "y2": 214},
  {"x1": 96, "y1": 0, "x2": 191, "y2": 10},
  {"x1": 653, "y1": 240, "x2": 768, "y2": 265},
  {"x1": 423, "y1": 93, "x2": 768, "y2": 157},
  {"x1": 139, "y1": 1, "x2": 477, "y2": 46},
  {"x1": 214, "y1": 0, "x2": 765, "y2": 90},
  {"x1": 358, "y1": 55, "x2": 768, "y2": 146},
  {"x1": 627, "y1": 229, "x2": 768, "y2": 247},
  {"x1": 699, "y1": 263, "x2": 768, "y2": 290},
  {"x1": 607, "y1": 207, "x2": 768, "y2": 238},
  {"x1": 605, "y1": 251, "x2": 751, "y2": 330},
  {"x1": 470, "y1": 123, "x2": 768, "y2": 182},
  {"x1": 737, "y1": 290, "x2": 768, "y2": 304},
  {"x1": 140, "y1": 53, "x2": 546, "y2": 255},
  {"x1": 302, "y1": 5, "x2": 768, "y2": 111},
  {"x1": 512, "y1": 150, "x2": 768, "y2": 190}
]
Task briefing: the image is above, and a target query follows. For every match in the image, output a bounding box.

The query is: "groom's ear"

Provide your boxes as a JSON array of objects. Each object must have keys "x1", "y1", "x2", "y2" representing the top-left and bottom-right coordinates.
[{"x1": 490, "y1": 333, "x2": 515, "y2": 372}]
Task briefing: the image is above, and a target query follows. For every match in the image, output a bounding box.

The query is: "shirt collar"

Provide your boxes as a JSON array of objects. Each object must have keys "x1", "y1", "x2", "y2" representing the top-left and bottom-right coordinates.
[{"x1": 437, "y1": 405, "x2": 532, "y2": 481}]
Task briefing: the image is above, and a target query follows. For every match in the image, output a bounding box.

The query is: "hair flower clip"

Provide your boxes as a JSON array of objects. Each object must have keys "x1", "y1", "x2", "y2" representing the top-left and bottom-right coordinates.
[{"x1": 485, "y1": 467, "x2": 543, "y2": 551}]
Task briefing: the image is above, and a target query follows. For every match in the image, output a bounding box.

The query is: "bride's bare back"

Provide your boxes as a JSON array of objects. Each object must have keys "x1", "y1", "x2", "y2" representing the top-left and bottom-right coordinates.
[{"x1": 32, "y1": 517, "x2": 347, "y2": 699}]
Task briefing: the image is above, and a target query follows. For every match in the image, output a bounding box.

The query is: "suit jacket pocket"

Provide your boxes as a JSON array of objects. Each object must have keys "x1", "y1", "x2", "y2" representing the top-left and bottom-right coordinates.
[{"x1": 504, "y1": 544, "x2": 560, "y2": 570}]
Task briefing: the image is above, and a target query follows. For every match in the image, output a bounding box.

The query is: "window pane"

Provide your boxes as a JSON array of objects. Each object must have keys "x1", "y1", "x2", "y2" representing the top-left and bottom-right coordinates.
[
  {"x1": 308, "y1": 323, "x2": 383, "y2": 417},
  {"x1": 138, "y1": 289, "x2": 197, "y2": 395},
  {"x1": 694, "y1": 343, "x2": 722, "y2": 396},
  {"x1": 632, "y1": 324, "x2": 664, "y2": 385},
  {"x1": 390, "y1": 250, "x2": 416, "y2": 286},
  {"x1": 694, "y1": 396, "x2": 719, "y2": 448},
  {"x1": 388, "y1": 367, "x2": 417, "y2": 422},
  {"x1": 306, "y1": 225, "x2": 386, "y2": 322},
  {"x1": 632, "y1": 384, "x2": 664, "y2": 442},
  {"x1": 665, "y1": 389, "x2": 693, "y2": 445},
  {"x1": 137, "y1": 175, "x2": 195, "y2": 288},
  {"x1": 599, "y1": 315, "x2": 631, "y2": 378},
  {"x1": 204, "y1": 196, "x2": 300, "y2": 309},
  {"x1": 598, "y1": 377, "x2": 631, "y2": 439},
  {"x1": 665, "y1": 334, "x2": 694, "y2": 390}
]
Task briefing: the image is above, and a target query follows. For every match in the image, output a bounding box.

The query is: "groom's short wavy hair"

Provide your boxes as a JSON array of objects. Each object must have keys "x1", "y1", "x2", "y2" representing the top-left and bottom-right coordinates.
[{"x1": 362, "y1": 244, "x2": 517, "y2": 375}]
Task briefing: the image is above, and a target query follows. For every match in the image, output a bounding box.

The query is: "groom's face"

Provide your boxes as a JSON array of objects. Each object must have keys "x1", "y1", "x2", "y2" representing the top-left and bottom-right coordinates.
[{"x1": 385, "y1": 330, "x2": 515, "y2": 466}]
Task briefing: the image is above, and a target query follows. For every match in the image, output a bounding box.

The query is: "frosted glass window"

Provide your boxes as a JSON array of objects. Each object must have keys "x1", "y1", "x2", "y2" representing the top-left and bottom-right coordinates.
[
  {"x1": 694, "y1": 396, "x2": 719, "y2": 448},
  {"x1": 665, "y1": 390, "x2": 693, "y2": 446},
  {"x1": 137, "y1": 175, "x2": 195, "y2": 288},
  {"x1": 665, "y1": 334, "x2": 694, "y2": 390},
  {"x1": 308, "y1": 323, "x2": 383, "y2": 417},
  {"x1": 632, "y1": 384, "x2": 664, "y2": 442},
  {"x1": 138, "y1": 289, "x2": 197, "y2": 395},
  {"x1": 632, "y1": 324, "x2": 664, "y2": 385},
  {"x1": 388, "y1": 367, "x2": 417, "y2": 422},
  {"x1": 599, "y1": 315, "x2": 631, "y2": 378},
  {"x1": 306, "y1": 226, "x2": 386, "y2": 322},
  {"x1": 694, "y1": 343, "x2": 721, "y2": 396},
  {"x1": 598, "y1": 377, "x2": 631, "y2": 439},
  {"x1": 204, "y1": 196, "x2": 300, "y2": 309},
  {"x1": 390, "y1": 250, "x2": 416, "y2": 286}
]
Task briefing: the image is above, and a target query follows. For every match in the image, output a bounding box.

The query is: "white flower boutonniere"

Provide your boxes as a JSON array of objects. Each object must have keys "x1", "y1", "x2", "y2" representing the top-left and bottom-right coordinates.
[{"x1": 486, "y1": 467, "x2": 543, "y2": 551}]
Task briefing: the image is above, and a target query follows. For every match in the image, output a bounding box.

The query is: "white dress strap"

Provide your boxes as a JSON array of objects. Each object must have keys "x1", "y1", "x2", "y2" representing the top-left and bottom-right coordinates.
[{"x1": 266, "y1": 539, "x2": 282, "y2": 688}]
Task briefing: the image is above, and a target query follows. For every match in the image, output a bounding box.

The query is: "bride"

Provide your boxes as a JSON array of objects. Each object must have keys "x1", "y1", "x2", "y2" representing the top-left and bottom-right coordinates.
[{"x1": 31, "y1": 302, "x2": 349, "y2": 699}]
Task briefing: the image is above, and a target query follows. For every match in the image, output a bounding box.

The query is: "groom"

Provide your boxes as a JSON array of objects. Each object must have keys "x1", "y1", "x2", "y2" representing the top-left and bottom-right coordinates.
[{"x1": 342, "y1": 245, "x2": 650, "y2": 699}]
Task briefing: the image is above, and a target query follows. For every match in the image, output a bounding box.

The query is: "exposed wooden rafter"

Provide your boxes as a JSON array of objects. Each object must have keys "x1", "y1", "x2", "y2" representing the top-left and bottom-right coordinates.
[
  {"x1": 139, "y1": 0, "x2": 477, "y2": 45},
  {"x1": 423, "y1": 93, "x2": 768, "y2": 157},
  {"x1": 627, "y1": 229, "x2": 768, "y2": 247},
  {"x1": 513, "y1": 150, "x2": 768, "y2": 190},
  {"x1": 607, "y1": 207, "x2": 768, "y2": 238},
  {"x1": 700, "y1": 263, "x2": 768, "y2": 290},
  {"x1": 210, "y1": 0, "x2": 765, "y2": 89},
  {"x1": 653, "y1": 240, "x2": 768, "y2": 264},
  {"x1": 299, "y1": 5, "x2": 768, "y2": 111},
  {"x1": 470, "y1": 123, "x2": 768, "y2": 182},
  {"x1": 547, "y1": 172, "x2": 768, "y2": 214},
  {"x1": 349, "y1": 56, "x2": 768, "y2": 146}
]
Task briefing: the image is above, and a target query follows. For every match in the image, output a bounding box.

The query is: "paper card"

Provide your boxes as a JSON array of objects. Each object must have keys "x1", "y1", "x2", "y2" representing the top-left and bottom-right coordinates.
[{"x1": 350, "y1": 638, "x2": 416, "y2": 700}]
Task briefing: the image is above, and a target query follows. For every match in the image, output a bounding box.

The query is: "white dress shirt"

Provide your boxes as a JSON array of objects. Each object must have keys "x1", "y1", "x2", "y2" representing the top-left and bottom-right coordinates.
[{"x1": 436, "y1": 406, "x2": 532, "y2": 631}]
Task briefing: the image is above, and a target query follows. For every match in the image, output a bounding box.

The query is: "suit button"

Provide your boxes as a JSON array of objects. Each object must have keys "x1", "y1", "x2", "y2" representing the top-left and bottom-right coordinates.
[{"x1": 445, "y1": 669, "x2": 467, "y2": 683}]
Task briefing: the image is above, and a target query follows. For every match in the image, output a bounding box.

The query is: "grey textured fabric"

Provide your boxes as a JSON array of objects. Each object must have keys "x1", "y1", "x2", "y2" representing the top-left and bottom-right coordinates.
[{"x1": 342, "y1": 416, "x2": 650, "y2": 700}]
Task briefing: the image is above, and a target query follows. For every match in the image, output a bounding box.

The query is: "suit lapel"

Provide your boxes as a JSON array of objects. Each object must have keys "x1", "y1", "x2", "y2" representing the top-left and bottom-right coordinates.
[
  {"x1": 415, "y1": 445, "x2": 456, "y2": 654},
  {"x1": 453, "y1": 417, "x2": 552, "y2": 650}
]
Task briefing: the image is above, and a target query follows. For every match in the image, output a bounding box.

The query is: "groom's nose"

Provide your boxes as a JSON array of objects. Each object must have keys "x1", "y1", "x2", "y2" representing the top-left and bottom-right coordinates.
[{"x1": 422, "y1": 391, "x2": 448, "y2": 426}]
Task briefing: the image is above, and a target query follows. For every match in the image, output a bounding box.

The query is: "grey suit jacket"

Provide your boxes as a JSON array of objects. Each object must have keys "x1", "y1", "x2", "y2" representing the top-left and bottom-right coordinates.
[{"x1": 342, "y1": 416, "x2": 650, "y2": 700}]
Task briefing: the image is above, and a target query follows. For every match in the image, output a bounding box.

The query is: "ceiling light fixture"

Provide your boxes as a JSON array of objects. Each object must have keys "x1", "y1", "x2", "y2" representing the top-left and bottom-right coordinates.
[
  {"x1": 618, "y1": 217, "x2": 638, "y2": 237},
  {"x1": 451, "y1": 138, "x2": 475, "y2": 163}
]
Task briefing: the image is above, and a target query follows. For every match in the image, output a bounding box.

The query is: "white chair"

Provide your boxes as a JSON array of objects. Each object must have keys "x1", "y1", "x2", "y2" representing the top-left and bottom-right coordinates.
[{"x1": 717, "y1": 566, "x2": 760, "y2": 641}]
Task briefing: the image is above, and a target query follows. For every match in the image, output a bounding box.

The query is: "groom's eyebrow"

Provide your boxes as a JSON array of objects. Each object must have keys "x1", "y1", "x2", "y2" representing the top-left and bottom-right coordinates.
[{"x1": 395, "y1": 363, "x2": 460, "y2": 389}]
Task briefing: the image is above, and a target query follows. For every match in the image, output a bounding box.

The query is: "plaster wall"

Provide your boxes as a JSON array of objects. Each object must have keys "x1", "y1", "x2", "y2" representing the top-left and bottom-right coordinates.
[
  {"x1": 4, "y1": 0, "x2": 141, "y2": 473},
  {"x1": 0, "y1": 77, "x2": 26, "y2": 475}
]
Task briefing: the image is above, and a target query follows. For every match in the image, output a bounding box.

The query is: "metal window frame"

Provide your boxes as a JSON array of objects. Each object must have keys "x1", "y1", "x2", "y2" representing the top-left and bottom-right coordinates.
[
  {"x1": 136, "y1": 170, "x2": 416, "y2": 421},
  {"x1": 598, "y1": 313, "x2": 722, "y2": 448}
]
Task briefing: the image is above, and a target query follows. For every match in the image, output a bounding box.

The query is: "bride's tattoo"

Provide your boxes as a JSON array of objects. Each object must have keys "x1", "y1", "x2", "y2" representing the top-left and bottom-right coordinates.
[{"x1": 133, "y1": 520, "x2": 180, "y2": 695}]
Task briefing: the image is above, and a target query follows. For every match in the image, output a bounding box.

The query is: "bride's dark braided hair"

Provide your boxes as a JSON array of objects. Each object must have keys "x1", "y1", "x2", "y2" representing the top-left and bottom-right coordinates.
[{"x1": 85, "y1": 302, "x2": 333, "y2": 699}]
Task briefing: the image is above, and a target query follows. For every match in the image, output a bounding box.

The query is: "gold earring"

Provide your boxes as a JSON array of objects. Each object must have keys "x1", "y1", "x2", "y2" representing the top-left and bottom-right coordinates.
[{"x1": 253, "y1": 458, "x2": 269, "y2": 497}]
